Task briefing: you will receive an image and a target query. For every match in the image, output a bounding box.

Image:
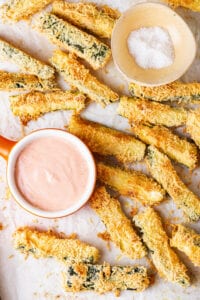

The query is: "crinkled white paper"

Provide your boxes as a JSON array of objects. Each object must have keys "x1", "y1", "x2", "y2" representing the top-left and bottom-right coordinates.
[{"x1": 0, "y1": 1, "x2": 200, "y2": 299}]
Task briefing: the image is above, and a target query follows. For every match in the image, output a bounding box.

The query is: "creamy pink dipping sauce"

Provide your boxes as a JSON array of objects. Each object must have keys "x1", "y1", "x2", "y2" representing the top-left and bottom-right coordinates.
[{"x1": 15, "y1": 137, "x2": 90, "y2": 212}]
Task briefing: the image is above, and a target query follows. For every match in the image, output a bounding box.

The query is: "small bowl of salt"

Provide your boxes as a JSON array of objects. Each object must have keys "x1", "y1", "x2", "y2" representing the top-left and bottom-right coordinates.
[{"x1": 111, "y1": 2, "x2": 196, "y2": 86}]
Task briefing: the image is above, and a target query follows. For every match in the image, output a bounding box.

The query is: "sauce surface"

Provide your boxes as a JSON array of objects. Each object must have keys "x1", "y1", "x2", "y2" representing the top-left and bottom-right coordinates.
[{"x1": 15, "y1": 136, "x2": 90, "y2": 211}]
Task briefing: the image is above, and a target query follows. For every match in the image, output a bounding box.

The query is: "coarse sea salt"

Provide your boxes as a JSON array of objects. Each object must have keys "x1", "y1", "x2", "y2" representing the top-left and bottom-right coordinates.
[{"x1": 127, "y1": 26, "x2": 174, "y2": 69}]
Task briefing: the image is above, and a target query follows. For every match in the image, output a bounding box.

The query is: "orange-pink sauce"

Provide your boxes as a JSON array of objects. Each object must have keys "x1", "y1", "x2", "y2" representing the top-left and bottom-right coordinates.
[{"x1": 15, "y1": 137, "x2": 90, "y2": 211}]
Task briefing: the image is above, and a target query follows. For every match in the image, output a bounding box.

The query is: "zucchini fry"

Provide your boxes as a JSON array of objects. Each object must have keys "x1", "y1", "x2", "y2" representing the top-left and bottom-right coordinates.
[
  {"x1": 35, "y1": 13, "x2": 111, "y2": 70},
  {"x1": 129, "y1": 81, "x2": 200, "y2": 102},
  {"x1": 0, "y1": 71, "x2": 57, "y2": 91},
  {"x1": 13, "y1": 227, "x2": 99, "y2": 264},
  {"x1": 1, "y1": 0, "x2": 53, "y2": 21},
  {"x1": 186, "y1": 109, "x2": 200, "y2": 148},
  {"x1": 51, "y1": 50, "x2": 119, "y2": 106},
  {"x1": 90, "y1": 186, "x2": 147, "y2": 259},
  {"x1": 118, "y1": 96, "x2": 187, "y2": 127},
  {"x1": 146, "y1": 146, "x2": 200, "y2": 222},
  {"x1": 166, "y1": 0, "x2": 200, "y2": 12},
  {"x1": 68, "y1": 116, "x2": 146, "y2": 163},
  {"x1": 170, "y1": 224, "x2": 200, "y2": 267},
  {"x1": 131, "y1": 124, "x2": 198, "y2": 169},
  {"x1": 52, "y1": 1, "x2": 118, "y2": 39},
  {"x1": 96, "y1": 161, "x2": 165, "y2": 206},
  {"x1": 0, "y1": 38, "x2": 55, "y2": 79},
  {"x1": 134, "y1": 208, "x2": 190, "y2": 287},
  {"x1": 63, "y1": 262, "x2": 150, "y2": 294},
  {"x1": 10, "y1": 90, "x2": 86, "y2": 124}
]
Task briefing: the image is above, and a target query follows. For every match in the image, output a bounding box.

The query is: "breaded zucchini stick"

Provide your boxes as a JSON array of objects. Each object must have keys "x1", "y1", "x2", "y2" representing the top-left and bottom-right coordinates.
[
  {"x1": 52, "y1": 1, "x2": 119, "y2": 39},
  {"x1": 35, "y1": 13, "x2": 111, "y2": 70},
  {"x1": 0, "y1": 71, "x2": 57, "y2": 91},
  {"x1": 10, "y1": 90, "x2": 86, "y2": 124},
  {"x1": 90, "y1": 186, "x2": 146, "y2": 259},
  {"x1": 134, "y1": 208, "x2": 190, "y2": 287},
  {"x1": 170, "y1": 224, "x2": 200, "y2": 267},
  {"x1": 166, "y1": 0, "x2": 200, "y2": 12},
  {"x1": 118, "y1": 96, "x2": 187, "y2": 127},
  {"x1": 129, "y1": 81, "x2": 200, "y2": 102},
  {"x1": 131, "y1": 124, "x2": 198, "y2": 169},
  {"x1": 0, "y1": 38, "x2": 54, "y2": 79},
  {"x1": 96, "y1": 161, "x2": 165, "y2": 206},
  {"x1": 51, "y1": 50, "x2": 119, "y2": 106},
  {"x1": 1, "y1": 0, "x2": 53, "y2": 21},
  {"x1": 13, "y1": 227, "x2": 99, "y2": 264},
  {"x1": 186, "y1": 109, "x2": 200, "y2": 148},
  {"x1": 63, "y1": 262, "x2": 150, "y2": 294},
  {"x1": 146, "y1": 146, "x2": 200, "y2": 222},
  {"x1": 68, "y1": 116, "x2": 146, "y2": 163}
]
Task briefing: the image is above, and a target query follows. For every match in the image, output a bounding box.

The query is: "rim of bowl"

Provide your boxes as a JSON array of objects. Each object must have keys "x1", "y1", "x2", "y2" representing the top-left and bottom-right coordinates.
[{"x1": 7, "y1": 129, "x2": 96, "y2": 218}]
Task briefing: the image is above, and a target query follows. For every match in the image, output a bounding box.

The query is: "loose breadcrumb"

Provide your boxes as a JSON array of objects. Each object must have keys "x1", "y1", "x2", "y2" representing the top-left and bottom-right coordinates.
[
  {"x1": 90, "y1": 186, "x2": 147, "y2": 259},
  {"x1": 10, "y1": 90, "x2": 86, "y2": 124},
  {"x1": 171, "y1": 224, "x2": 200, "y2": 267},
  {"x1": 129, "y1": 81, "x2": 200, "y2": 102},
  {"x1": 96, "y1": 161, "x2": 165, "y2": 205},
  {"x1": 52, "y1": 1, "x2": 118, "y2": 39},
  {"x1": 118, "y1": 96, "x2": 187, "y2": 127},
  {"x1": 63, "y1": 262, "x2": 150, "y2": 294},
  {"x1": 51, "y1": 50, "x2": 119, "y2": 106},
  {"x1": 146, "y1": 146, "x2": 200, "y2": 222},
  {"x1": 131, "y1": 123, "x2": 198, "y2": 169},
  {"x1": 68, "y1": 115, "x2": 146, "y2": 163},
  {"x1": 13, "y1": 227, "x2": 100, "y2": 264},
  {"x1": 35, "y1": 13, "x2": 111, "y2": 70},
  {"x1": 134, "y1": 208, "x2": 190, "y2": 287}
]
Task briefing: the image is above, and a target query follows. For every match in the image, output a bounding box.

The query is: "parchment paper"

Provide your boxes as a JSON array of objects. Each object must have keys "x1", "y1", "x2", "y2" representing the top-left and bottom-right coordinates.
[{"x1": 0, "y1": 1, "x2": 200, "y2": 299}]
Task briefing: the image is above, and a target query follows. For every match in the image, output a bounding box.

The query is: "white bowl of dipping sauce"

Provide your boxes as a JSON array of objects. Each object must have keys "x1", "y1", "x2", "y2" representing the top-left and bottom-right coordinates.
[
  {"x1": 111, "y1": 2, "x2": 196, "y2": 86},
  {"x1": 0, "y1": 129, "x2": 96, "y2": 218}
]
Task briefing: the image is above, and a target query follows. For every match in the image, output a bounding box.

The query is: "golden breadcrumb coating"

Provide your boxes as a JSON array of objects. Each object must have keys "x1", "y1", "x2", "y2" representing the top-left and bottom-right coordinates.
[
  {"x1": 0, "y1": 38, "x2": 54, "y2": 79},
  {"x1": 63, "y1": 262, "x2": 150, "y2": 294},
  {"x1": 134, "y1": 208, "x2": 190, "y2": 287},
  {"x1": 52, "y1": 1, "x2": 119, "y2": 39},
  {"x1": 90, "y1": 186, "x2": 147, "y2": 259},
  {"x1": 0, "y1": 71, "x2": 57, "y2": 91},
  {"x1": 129, "y1": 81, "x2": 200, "y2": 102},
  {"x1": 96, "y1": 161, "x2": 165, "y2": 206},
  {"x1": 171, "y1": 224, "x2": 200, "y2": 267},
  {"x1": 51, "y1": 50, "x2": 119, "y2": 106},
  {"x1": 68, "y1": 115, "x2": 146, "y2": 163},
  {"x1": 35, "y1": 13, "x2": 111, "y2": 70},
  {"x1": 10, "y1": 90, "x2": 86, "y2": 124},
  {"x1": 186, "y1": 109, "x2": 200, "y2": 148},
  {"x1": 131, "y1": 124, "x2": 198, "y2": 169},
  {"x1": 1, "y1": 0, "x2": 53, "y2": 21},
  {"x1": 146, "y1": 146, "x2": 200, "y2": 222},
  {"x1": 166, "y1": 0, "x2": 200, "y2": 12},
  {"x1": 13, "y1": 227, "x2": 99, "y2": 263},
  {"x1": 118, "y1": 96, "x2": 187, "y2": 127}
]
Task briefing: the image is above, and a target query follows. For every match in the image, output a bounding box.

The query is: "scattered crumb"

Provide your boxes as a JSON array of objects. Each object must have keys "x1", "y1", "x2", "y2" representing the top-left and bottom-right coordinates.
[
  {"x1": 116, "y1": 254, "x2": 123, "y2": 261},
  {"x1": 46, "y1": 272, "x2": 53, "y2": 279},
  {"x1": 97, "y1": 231, "x2": 111, "y2": 250},
  {"x1": 129, "y1": 207, "x2": 138, "y2": 217},
  {"x1": 114, "y1": 289, "x2": 120, "y2": 297},
  {"x1": 0, "y1": 223, "x2": 4, "y2": 230},
  {"x1": 32, "y1": 219, "x2": 39, "y2": 223},
  {"x1": 5, "y1": 187, "x2": 11, "y2": 200},
  {"x1": 117, "y1": 84, "x2": 125, "y2": 93},
  {"x1": 8, "y1": 254, "x2": 14, "y2": 259},
  {"x1": 104, "y1": 68, "x2": 109, "y2": 74},
  {"x1": 124, "y1": 201, "x2": 132, "y2": 208},
  {"x1": 0, "y1": 176, "x2": 3, "y2": 182},
  {"x1": 2, "y1": 206, "x2": 7, "y2": 210},
  {"x1": 88, "y1": 217, "x2": 94, "y2": 224}
]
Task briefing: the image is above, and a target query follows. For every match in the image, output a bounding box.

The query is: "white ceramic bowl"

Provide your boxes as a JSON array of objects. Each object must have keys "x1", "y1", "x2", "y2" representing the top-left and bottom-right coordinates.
[
  {"x1": 3, "y1": 129, "x2": 96, "y2": 218},
  {"x1": 111, "y1": 2, "x2": 196, "y2": 86}
]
